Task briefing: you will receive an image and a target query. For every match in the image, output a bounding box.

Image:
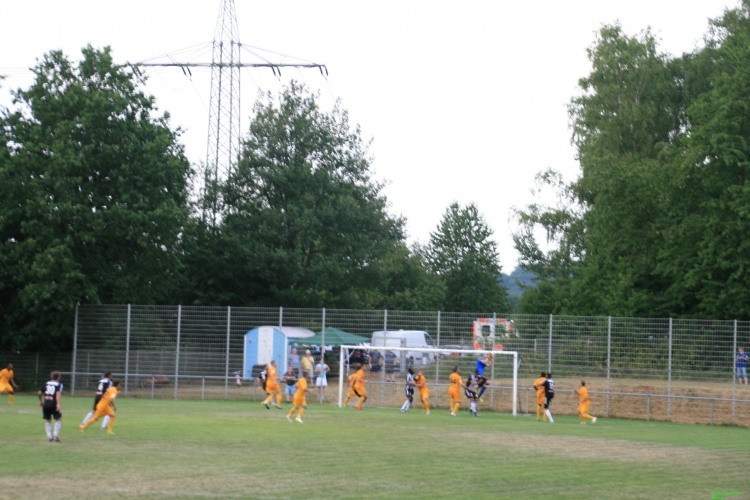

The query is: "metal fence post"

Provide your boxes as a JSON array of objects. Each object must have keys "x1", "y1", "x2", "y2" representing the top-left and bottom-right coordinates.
[
  {"x1": 489, "y1": 352, "x2": 495, "y2": 408},
  {"x1": 174, "y1": 305, "x2": 182, "y2": 400},
  {"x1": 548, "y1": 314, "x2": 553, "y2": 374},
  {"x1": 607, "y1": 316, "x2": 611, "y2": 418},
  {"x1": 321, "y1": 308, "x2": 326, "y2": 404},
  {"x1": 733, "y1": 319, "x2": 737, "y2": 426},
  {"x1": 382, "y1": 310, "x2": 387, "y2": 408},
  {"x1": 279, "y1": 306, "x2": 283, "y2": 328},
  {"x1": 435, "y1": 311, "x2": 441, "y2": 395},
  {"x1": 646, "y1": 395, "x2": 650, "y2": 421},
  {"x1": 225, "y1": 306, "x2": 231, "y2": 400},
  {"x1": 71, "y1": 304, "x2": 79, "y2": 395},
  {"x1": 667, "y1": 317, "x2": 672, "y2": 422},
  {"x1": 436, "y1": 311, "x2": 441, "y2": 348},
  {"x1": 125, "y1": 304, "x2": 131, "y2": 396}
]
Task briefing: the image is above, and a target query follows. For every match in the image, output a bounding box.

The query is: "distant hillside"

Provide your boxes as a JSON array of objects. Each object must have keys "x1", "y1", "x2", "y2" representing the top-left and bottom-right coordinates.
[{"x1": 500, "y1": 267, "x2": 537, "y2": 311}]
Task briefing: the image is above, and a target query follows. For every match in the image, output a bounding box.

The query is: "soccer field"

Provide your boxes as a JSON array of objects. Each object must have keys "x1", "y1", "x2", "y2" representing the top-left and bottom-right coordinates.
[{"x1": 0, "y1": 396, "x2": 747, "y2": 500}]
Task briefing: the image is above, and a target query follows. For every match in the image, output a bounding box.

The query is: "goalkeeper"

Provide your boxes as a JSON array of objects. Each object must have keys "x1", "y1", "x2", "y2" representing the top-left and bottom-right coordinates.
[{"x1": 475, "y1": 354, "x2": 492, "y2": 401}]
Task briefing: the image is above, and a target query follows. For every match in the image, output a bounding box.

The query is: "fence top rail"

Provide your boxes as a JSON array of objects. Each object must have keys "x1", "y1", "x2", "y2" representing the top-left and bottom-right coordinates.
[{"x1": 60, "y1": 371, "x2": 255, "y2": 382}]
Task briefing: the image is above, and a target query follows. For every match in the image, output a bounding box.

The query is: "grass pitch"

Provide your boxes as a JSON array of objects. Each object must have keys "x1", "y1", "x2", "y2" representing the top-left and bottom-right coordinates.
[{"x1": 0, "y1": 395, "x2": 748, "y2": 500}]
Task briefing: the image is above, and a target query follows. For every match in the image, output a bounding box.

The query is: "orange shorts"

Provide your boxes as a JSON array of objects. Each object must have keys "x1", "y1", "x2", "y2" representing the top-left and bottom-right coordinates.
[{"x1": 93, "y1": 406, "x2": 115, "y2": 419}]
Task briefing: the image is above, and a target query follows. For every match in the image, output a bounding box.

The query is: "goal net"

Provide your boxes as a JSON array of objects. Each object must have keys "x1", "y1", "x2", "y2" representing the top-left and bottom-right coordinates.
[{"x1": 337, "y1": 345, "x2": 519, "y2": 416}]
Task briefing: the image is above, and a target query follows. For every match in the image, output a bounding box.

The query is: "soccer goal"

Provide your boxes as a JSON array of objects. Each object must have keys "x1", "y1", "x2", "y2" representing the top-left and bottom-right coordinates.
[{"x1": 337, "y1": 345, "x2": 519, "y2": 416}]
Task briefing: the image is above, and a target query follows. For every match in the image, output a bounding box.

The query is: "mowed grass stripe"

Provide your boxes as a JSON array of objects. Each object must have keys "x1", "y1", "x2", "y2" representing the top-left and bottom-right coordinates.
[{"x1": 0, "y1": 396, "x2": 747, "y2": 500}]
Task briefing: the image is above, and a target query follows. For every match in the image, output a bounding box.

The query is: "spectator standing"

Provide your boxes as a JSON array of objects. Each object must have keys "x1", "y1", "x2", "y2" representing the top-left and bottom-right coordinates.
[
  {"x1": 283, "y1": 366, "x2": 297, "y2": 403},
  {"x1": 301, "y1": 350, "x2": 314, "y2": 384},
  {"x1": 315, "y1": 357, "x2": 330, "y2": 399},
  {"x1": 385, "y1": 350, "x2": 397, "y2": 382},
  {"x1": 369, "y1": 349, "x2": 383, "y2": 375},
  {"x1": 737, "y1": 347, "x2": 749, "y2": 386},
  {"x1": 289, "y1": 348, "x2": 300, "y2": 378}
]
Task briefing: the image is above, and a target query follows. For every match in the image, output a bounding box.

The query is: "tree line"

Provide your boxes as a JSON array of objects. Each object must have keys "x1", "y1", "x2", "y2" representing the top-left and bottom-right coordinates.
[
  {"x1": 0, "y1": 50, "x2": 509, "y2": 351},
  {"x1": 514, "y1": 2, "x2": 750, "y2": 320}
]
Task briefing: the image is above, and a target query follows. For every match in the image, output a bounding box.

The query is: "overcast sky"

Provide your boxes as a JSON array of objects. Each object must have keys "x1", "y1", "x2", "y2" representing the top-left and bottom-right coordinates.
[{"x1": 0, "y1": 0, "x2": 735, "y2": 272}]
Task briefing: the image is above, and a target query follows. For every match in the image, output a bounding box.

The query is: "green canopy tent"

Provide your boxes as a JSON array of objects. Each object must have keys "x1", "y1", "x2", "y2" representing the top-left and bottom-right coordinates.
[{"x1": 304, "y1": 327, "x2": 370, "y2": 347}]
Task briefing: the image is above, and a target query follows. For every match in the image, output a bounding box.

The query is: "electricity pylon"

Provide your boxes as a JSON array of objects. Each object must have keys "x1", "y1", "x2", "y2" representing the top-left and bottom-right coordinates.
[{"x1": 135, "y1": 0, "x2": 327, "y2": 221}]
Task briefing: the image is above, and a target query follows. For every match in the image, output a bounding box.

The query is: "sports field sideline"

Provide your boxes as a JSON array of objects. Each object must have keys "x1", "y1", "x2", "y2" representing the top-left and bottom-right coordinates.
[{"x1": 1, "y1": 395, "x2": 747, "y2": 500}]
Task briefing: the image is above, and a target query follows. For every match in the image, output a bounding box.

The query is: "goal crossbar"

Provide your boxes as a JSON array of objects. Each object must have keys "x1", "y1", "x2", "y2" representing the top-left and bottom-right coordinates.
[{"x1": 337, "y1": 344, "x2": 518, "y2": 416}]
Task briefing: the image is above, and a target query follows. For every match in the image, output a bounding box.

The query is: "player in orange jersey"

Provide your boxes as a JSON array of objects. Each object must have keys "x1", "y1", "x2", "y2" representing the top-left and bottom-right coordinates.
[
  {"x1": 287, "y1": 374, "x2": 313, "y2": 423},
  {"x1": 448, "y1": 366, "x2": 467, "y2": 416},
  {"x1": 80, "y1": 380, "x2": 120, "y2": 434},
  {"x1": 263, "y1": 360, "x2": 283, "y2": 410},
  {"x1": 351, "y1": 365, "x2": 369, "y2": 410},
  {"x1": 574, "y1": 380, "x2": 597, "y2": 425},
  {"x1": 343, "y1": 371, "x2": 358, "y2": 407},
  {"x1": 0, "y1": 363, "x2": 19, "y2": 405},
  {"x1": 414, "y1": 369, "x2": 430, "y2": 415},
  {"x1": 533, "y1": 372, "x2": 547, "y2": 421}
]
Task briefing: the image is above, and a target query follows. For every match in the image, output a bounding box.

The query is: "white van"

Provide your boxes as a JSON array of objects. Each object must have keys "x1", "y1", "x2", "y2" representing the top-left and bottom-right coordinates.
[{"x1": 370, "y1": 330, "x2": 434, "y2": 366}]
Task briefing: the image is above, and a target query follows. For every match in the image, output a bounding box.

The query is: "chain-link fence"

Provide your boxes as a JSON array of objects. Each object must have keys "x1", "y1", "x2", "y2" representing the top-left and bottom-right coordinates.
[{"x1": 6, "y1": 305, "x2": 750, "y2": 426}]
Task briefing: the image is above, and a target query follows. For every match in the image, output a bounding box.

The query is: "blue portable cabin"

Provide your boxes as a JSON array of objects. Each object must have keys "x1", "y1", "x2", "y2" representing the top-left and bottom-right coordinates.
[{"x1": 243, "y1": 326, "x2": 316, "y2": 380}]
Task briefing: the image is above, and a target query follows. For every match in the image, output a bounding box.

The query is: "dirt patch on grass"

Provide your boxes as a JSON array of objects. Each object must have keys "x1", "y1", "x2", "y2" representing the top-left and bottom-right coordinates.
[{"x1": 455, "y1": 429, "x2": 741, "y2": 468}]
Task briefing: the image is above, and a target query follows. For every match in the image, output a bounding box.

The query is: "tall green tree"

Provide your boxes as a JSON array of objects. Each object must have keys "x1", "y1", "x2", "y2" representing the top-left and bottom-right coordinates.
[
  {"x1": 515, "y1": 3, "x2": 750, "y2": 319},
  {"x1": 662, "y1": 5, "x2": 750, "y2": 318},
  {"x1": 425, "y1": 202, "x2": 510, "y2": 313},
  {"x1": 0, "y1": 46, "x2": 192, "y2": 350},
  {"x1": 516, "y1": 25, "x2": 686, "y2": 316},
  {"x1": 186, "y1": 83, "x2": 404, "y2": 307}
]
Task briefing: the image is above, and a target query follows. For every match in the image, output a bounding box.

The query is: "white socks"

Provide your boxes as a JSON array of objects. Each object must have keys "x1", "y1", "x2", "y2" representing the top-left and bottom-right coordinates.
[
  {"x1": 470, "y1": 402, "x2": 477, "y2": 412},
  {"x1": 45, "y1": 422, "x2": 52, "y2": 438},
  {"x1": 401, "y1": 400, "x2": 411, "y2": 411},
  {"x1": 545, "y1": 409, "x2": 554, "y2": 423},
  {"x1": 102, "y1": 416, "x2": 110, "y2": 429},
  {"x1": 82, "y1": 411, "x2": 94, "y2": 426},
  {"x1": 54, "y1": 421, "x2": 61, "y2": 437}
]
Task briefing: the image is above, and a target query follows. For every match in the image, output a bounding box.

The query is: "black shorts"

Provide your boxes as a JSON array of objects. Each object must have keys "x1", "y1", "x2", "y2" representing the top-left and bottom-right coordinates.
[
  {"x1": 42, "y1": 404, "x2": 62, "y2": 420},
  {"x1": 405, "y1": 386, "x2": 414, "y2": 398},
  {"x1": 370, "y1": 366, "x2": 381, "y2": 373},
  {"x1": 465, "y1": 388, "x2": 477, "y2": 399},
  {"x1": 544, "y1": 395, "x2": 554, "y2": 409},
  {"x1": 92, "y1": 395, "x2": 103, "y2": 410}
]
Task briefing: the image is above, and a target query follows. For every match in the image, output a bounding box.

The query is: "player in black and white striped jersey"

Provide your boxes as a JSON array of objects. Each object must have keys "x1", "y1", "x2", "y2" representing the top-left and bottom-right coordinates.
[
  {"x1": 81, "y1": 372, "x2": 114, "y2": 430},
  {"x1": 465, "y1": 372, "x2": 481, "y2": 417},
  {"x1": 400, "y1": 369, "x2": 415, "y2": 413},
  {"x1": 541, "y1": 372, "x2": 555, "y2": 423},
  {"x1": 38, "y1": 371, "x2": 63, "y2": 442}
]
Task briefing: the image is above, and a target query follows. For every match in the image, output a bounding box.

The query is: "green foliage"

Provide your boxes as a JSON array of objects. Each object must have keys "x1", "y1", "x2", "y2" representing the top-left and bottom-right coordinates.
[
  {"x1": 185, "y1": 83, "x2": 406, "y2": 308},
  {"x1": 0, "y1": 47, "x2": 191, "y2": 351},
  {"x1": 515, "y1": 4, "x2": 750, "y2": 319},
  {"x1": 425, "y1": 202, "x2": 510, "y2": 313}
]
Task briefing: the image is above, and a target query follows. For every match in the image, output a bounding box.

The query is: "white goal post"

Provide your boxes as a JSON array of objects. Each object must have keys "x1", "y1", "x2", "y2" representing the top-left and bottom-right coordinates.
[{"x1": 337, "y1": 344, "x2": 519, "y2": 416}]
